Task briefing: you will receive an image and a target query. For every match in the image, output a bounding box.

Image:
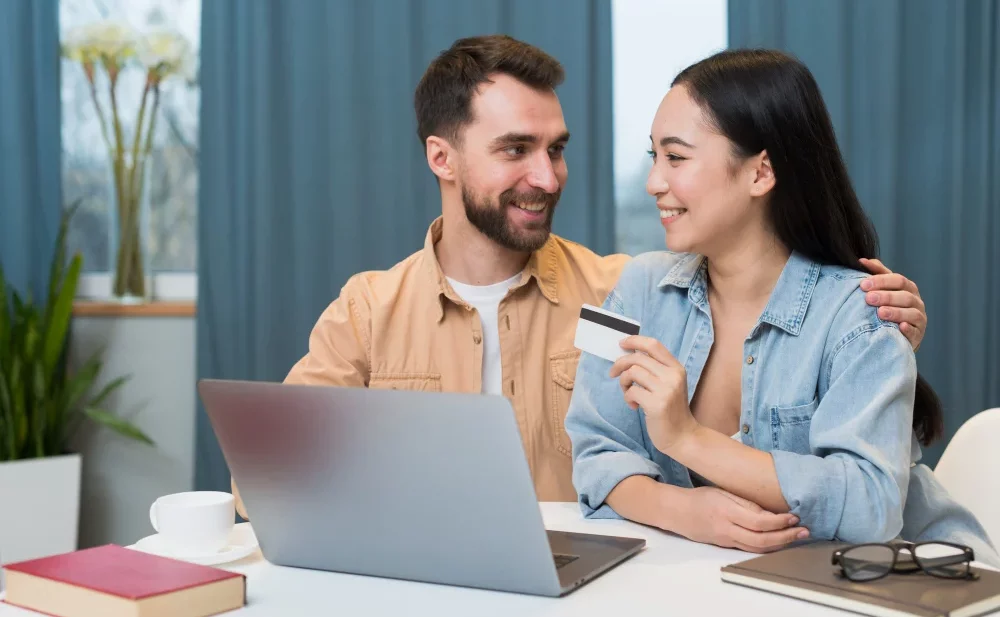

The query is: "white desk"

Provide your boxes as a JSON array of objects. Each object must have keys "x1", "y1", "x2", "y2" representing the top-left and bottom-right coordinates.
[{"x1": 0, "y1": 502, "x2": 917, "y2": 616}]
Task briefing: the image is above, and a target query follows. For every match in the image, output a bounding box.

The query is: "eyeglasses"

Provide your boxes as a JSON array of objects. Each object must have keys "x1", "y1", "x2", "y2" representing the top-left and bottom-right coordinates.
[{"x1": 832, "y1": 541, "x2": 979, "y2": 582}]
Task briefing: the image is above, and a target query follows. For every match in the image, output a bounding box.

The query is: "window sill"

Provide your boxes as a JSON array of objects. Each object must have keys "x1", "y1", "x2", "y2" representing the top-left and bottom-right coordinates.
[
  {"x1": 75, "y1": 272, "x2": 197, "y2": 315},
  {"x1": 73, "y1": 301, "x2": 196, "y2": 318}
]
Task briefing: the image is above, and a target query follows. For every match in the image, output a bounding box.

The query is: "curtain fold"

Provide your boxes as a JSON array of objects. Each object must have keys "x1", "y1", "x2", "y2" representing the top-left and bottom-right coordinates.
[
  {"x1": 729, "y1": 0, "x2": 1000, "y2": 465},
  {"x1": 0, "y1": 0, "x2": 62, "y2": 298},
  {"x1": 196, "y1": 0, "x2": 615, "y2": 490}
]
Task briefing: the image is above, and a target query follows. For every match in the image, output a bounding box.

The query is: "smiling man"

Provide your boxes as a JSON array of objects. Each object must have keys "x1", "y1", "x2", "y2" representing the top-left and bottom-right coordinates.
[
  {"x1": 231, "y1": 35, "x2": 930, "y2": 535},
  {"x1": 267, "y1": 35, "x2": 631, "y2": 508}
]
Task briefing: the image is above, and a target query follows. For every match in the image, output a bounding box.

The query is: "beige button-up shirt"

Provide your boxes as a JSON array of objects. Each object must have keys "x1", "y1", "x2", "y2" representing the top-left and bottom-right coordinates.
[{"x1": 233, "y1": 217, "x2": 629, "y2": 518}]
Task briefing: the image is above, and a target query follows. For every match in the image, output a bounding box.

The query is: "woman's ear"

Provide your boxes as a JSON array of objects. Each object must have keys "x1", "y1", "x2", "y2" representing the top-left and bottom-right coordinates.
[{"x1": 749, "y1": 150, "x2": 776, "y2": 197}]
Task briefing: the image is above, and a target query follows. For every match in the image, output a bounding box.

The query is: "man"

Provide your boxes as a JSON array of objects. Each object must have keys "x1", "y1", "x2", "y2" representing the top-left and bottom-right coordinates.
[{"x1": 232, "y1": 35, "x2": 928, "y2": 544}]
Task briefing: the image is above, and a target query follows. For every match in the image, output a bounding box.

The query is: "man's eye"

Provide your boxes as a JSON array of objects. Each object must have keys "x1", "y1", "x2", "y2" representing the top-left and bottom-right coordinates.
[
  {"x1": 549, "y1": 144, "x2": 565, "y2": 157},
  {"x1": 504, "y1": 145, "x2": 526, "y2": 156}
]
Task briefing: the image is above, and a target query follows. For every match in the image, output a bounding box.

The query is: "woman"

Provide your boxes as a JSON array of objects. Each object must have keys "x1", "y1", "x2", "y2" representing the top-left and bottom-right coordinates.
[{"x1": 565, "y1": 49, "x2": 998, "y2": 565}]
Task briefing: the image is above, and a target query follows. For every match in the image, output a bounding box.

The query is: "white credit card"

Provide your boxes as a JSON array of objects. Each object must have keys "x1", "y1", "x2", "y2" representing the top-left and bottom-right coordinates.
[{"x1": 573, "y1": 303, "x2": 641, "y2": 362}]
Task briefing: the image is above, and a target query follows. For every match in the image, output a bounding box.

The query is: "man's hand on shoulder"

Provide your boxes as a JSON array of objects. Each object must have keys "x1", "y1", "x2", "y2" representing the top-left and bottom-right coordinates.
[{"x1": 859, "y1": 258, "x2": 927, "y2": 351}]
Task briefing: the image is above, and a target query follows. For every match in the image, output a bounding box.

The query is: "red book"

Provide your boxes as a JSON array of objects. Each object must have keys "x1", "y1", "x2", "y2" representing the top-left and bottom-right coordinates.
[{"x1": 2, "y1": 544, "x2": 246, "y2": 616}]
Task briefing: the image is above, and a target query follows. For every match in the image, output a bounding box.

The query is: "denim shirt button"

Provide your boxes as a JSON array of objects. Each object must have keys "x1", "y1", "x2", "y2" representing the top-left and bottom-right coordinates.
[
  {"x1": 742, "y1": 424, "x2": 750, "y2": 434},
  {"x1": 746, "y1": 355, "x2": 754, "y2": 364}
]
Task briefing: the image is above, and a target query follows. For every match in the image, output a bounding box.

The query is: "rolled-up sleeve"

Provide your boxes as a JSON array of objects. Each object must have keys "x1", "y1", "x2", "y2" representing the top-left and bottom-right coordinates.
[
  {"x1": 564, "y1": 288, "x2": 665, "y2": 519},
  {"x1": 771, "y1": 324, "x2": 916, "y2": 543}
]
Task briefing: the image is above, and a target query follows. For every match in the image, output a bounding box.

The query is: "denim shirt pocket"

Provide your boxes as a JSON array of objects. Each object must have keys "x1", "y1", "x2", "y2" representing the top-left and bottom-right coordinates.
[
  {"x1": 550, "y1": 349, "x2": 581, "y2": 457},
  {"x1": 770, "y1": 396, "x2": 819, "y2": 452}
]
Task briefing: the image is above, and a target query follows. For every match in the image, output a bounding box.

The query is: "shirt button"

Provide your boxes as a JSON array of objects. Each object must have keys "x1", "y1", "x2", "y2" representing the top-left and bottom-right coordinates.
[
  {"x1": 473, "y1": 333, "x2": 482, "y2": 344},
  {"x1": 746, "y1": 355, "x2": 754, "y2": 364},
  {"x1": 742, "y1": 424, "x2": 750, "y2": 434}
]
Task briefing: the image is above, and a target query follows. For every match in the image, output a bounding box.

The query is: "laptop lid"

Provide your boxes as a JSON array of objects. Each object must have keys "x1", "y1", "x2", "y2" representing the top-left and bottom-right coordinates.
[{"x1": 197, "y1": 378, "x2": 564, "y2": 595}]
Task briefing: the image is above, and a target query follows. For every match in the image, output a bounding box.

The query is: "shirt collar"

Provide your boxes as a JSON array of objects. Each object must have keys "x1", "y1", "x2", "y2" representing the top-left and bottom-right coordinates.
[
  {"x1": 421, "y1": 217, "x2": 561, "y2": 322},
  {"x1": 758, "y1": 251, "x2": 821, "y2": 335},
  {"x1": 657, "y1": 250, "x2": 821, "y2": 336}
]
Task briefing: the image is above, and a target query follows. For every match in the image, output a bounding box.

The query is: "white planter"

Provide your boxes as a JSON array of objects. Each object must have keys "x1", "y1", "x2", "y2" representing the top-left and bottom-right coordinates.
[{"x1": 0, "y1": 454, "x2": 81, "y2": 589}]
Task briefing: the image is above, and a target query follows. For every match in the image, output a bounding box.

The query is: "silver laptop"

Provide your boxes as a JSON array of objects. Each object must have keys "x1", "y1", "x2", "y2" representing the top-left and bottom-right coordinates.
[{"x1": 197, "y1": 378, "x2": 645, "y2": 597}]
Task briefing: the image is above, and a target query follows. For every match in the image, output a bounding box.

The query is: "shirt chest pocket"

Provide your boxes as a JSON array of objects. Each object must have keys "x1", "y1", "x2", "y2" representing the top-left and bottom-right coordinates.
[
  {"x1": 769, "y1": 396, "x2": 819, "y2": 453},
  {"x1": 549, "y1": 350, "x2": 580, "y2": 457},
  {"x1": 369, "y1": 372, "x2": 442, "y2": 392}
]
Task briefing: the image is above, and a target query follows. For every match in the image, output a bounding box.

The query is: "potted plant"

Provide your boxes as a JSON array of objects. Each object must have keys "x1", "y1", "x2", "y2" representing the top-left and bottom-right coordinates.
[{"x1": 0, "y1": 203, "x2": 155, "y2": 571}]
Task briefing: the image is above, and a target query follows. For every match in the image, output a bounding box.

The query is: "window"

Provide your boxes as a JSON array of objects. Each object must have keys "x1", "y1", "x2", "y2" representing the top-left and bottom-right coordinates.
[
  {"x1": 59, "y1": 0, "x2": 200, "y2": 299},
  {"x1": 612, "y1": 0, "x2": 728, "y2": 255}
]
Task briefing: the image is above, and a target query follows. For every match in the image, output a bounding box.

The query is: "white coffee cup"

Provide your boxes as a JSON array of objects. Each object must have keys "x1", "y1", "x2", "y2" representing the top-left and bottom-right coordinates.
[{"x1": 149, "y1": 491, "x2": 235, "y2": 555}]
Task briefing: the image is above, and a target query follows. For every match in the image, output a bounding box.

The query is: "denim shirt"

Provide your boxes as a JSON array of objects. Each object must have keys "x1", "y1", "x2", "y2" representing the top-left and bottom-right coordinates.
[{"x1": 565, "y1": 250, "x2": 998, "y2": 566}]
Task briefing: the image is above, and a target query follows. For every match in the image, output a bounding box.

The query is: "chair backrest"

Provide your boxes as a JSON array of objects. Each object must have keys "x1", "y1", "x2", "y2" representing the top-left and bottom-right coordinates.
[{"x1": 934, "y1": 408, "x2": 1000, "y2": 548}]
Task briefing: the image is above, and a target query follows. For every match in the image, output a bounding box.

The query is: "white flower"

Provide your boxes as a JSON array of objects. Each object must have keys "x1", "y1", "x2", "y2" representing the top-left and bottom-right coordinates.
[
  {"x1": 138, "y1": 29, "x2": 195, "y2": 82},
  {"x1": 61, "y1": 24, "x2": 97, "y2": 63},
  {"x1": 62, "y1": 20, "x2": 139, "y2": 66}
]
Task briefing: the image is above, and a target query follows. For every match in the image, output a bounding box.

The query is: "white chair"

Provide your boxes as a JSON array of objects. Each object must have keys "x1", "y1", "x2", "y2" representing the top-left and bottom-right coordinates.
[{"x1": 934, "y1": 408, "x2": 1000, "y2": 548}]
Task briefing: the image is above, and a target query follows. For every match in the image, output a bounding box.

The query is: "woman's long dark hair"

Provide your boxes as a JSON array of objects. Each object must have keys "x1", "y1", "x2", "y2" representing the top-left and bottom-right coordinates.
[{"x1": 672, "y1": 49, "x2": 943, "y2": 446}]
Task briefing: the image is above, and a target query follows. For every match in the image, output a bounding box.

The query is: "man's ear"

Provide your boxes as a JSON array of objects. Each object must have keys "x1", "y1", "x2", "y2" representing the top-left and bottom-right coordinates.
[
  {"x1": 426, "y1": 136, "x2": 458, "y2": 182},
  {"x1": 748, "y1": 150, "x2": 776, "y2": 197}
]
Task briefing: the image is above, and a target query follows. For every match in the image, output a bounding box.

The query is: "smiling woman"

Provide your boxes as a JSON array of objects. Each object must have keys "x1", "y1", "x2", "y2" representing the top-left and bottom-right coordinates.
[{"x1": 565, "y1": 48, "x2": 999, "y2": 568}]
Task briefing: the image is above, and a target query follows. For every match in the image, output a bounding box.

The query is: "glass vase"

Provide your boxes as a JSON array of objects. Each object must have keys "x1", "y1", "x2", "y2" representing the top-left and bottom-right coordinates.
[{"x1": 108, "y1": 152, "x2": 152, "y2": 304}]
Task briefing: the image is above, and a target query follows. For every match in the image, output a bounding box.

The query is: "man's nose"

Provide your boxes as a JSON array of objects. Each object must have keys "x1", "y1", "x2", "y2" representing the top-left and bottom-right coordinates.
[{"x1": 527, "y1": 155, "x2": 560, "y2": 193}]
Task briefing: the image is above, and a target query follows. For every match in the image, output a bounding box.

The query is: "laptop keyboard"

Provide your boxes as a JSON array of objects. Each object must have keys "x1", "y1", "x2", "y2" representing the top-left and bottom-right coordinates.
[{"x1": 553, "y1": 553, "x2": 579, "y2": 569}]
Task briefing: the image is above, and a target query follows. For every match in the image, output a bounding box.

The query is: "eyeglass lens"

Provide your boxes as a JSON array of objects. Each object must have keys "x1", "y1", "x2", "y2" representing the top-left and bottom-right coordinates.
[
  {"x1": 913, "y1": 543, "x2": 970, "y2": 578},
  {"x1": 841, "y1": 545, "x2": 896, "y2": 581}
]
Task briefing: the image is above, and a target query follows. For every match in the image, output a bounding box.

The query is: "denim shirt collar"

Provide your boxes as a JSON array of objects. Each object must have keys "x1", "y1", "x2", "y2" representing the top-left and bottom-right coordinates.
[{"x1": 656, "y1": 251, "x2": 822, "y2": 336}]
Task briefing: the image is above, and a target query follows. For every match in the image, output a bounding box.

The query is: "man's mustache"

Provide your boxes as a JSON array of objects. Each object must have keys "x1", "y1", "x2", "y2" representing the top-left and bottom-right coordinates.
[{"x1": 499, "y1": 188, "x2": 561, "y2": 208}]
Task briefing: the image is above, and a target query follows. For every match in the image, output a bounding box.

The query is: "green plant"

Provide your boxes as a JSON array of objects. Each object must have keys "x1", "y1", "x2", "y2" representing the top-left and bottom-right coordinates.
[{"x1": 0, "y1": 203, "x2": 154, "y2": 462}]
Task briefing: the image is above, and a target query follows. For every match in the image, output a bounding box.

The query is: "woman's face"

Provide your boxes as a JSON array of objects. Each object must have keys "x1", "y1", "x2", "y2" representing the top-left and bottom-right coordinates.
[{"x1": 645, "y1": 84, "x2": 773, "y2": 257}]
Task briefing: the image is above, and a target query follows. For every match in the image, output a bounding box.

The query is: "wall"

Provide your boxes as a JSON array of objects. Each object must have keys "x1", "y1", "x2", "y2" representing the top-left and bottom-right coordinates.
[{"x1": 68, "y1": 314, "x2": 196, "y2": 548}]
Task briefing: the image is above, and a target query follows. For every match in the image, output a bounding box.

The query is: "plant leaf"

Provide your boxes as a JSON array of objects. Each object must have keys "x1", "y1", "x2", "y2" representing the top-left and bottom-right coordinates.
[
  {"x1": 11, "y1": 354, "x2": 27, "y2": 458},
  {"x1": 0, "y1": 260, "x2": 9, "y2": 372},
  {"x1": 41, "y1": 254, "x2": 81, "y2": 384},
  {"x1": 0, "y1": 375, "x2": 13, "y2": 461},
  {"x1": 20, "y1": 299, "x2": 39, "y2": 366},
  {"x1": 12, "y1": 290, "x2": 24, "y2": 318},
  {"x1": 64, "y1": 352, "x2": 102, "y2": 412},
  {"x1": 46, "y1": 201, "x2": 81, "y2": 313},
  {"x1": 88, "y1": 375, "x2": 129, "y2": 409},
  {"x1": 53, "y1": 352, "x2": 102, "y2": 451},
  {"x1": 32, "y1": 359, "x2": 46, "y2": 457},
  {"x1": 82, "y1": 407, "x2": 155, "y2": 446}
]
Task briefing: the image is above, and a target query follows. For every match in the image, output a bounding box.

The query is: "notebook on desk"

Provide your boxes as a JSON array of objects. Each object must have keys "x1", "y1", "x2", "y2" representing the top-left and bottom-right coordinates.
[{"x1": 721, "y1": 541, "x2": 1000, "y2": 617}]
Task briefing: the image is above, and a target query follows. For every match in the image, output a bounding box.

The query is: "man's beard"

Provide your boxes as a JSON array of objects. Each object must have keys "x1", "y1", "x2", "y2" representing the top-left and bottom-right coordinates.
[{"x1": 462, "y1": 185, "x2": 560, "y2": 252}]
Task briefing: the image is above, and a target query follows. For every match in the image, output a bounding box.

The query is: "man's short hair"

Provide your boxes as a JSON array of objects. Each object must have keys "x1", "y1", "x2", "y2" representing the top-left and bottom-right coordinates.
[{"x1": 414, "y1": 34, "x2": 565, "y2": 146}]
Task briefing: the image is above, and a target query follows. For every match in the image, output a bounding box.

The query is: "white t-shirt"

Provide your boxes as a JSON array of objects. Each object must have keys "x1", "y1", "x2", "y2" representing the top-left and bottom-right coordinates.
[{"x1": 446, "y1": 274, "x2": 521, "y2": 396}]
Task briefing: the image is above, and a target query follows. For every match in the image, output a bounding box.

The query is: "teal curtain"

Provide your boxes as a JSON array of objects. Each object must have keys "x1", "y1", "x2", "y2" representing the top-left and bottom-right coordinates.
[
  {"x1": 196, "y1": 0, "x2": 614, "y2": 490},
  {"x1": 729, "y1": 0, "x2": 1000, "y2": 465},
  {"x1": 0, "y1": 0, "x2": 62, "y2": 299}
]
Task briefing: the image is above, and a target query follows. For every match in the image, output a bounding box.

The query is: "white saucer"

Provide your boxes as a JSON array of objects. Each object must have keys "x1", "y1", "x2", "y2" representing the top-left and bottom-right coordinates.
[{"x1": 127, "y1": 522, "x2": 259, "y2": 565}]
